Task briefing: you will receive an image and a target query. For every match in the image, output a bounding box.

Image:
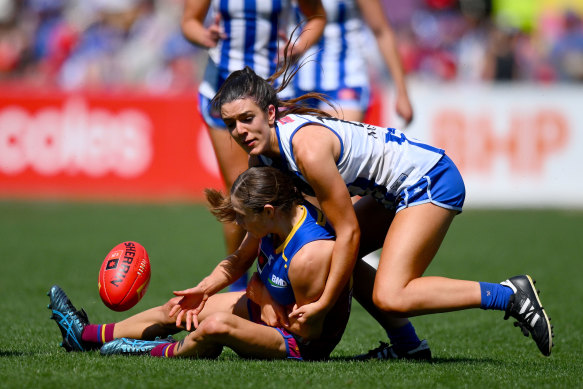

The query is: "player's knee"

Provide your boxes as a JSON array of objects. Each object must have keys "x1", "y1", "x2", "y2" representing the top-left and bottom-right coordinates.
[
  {"x1": 196, "y1": 312, "x2": 236, "y2": 338},
  {"x1": 372, "y1": 288, "x2": 411, "y2": 316}
]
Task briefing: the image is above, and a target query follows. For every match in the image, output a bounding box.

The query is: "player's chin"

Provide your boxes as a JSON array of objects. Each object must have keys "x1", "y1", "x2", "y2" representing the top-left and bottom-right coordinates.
[{"x1": 245, "y1": 141, "x2": 259, "y2": 153}]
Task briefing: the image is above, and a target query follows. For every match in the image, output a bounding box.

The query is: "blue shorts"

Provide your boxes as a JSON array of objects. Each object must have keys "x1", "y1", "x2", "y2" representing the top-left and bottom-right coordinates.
[
  {"x1": 296, "y1": 86, "x2": 370, "y2": 112},
  {"x1": 396, "y1": 154, "x2": 465, "y2": 213},
  {"x1": 198, "y1": 92, "x2": 226, "y2": 129}
]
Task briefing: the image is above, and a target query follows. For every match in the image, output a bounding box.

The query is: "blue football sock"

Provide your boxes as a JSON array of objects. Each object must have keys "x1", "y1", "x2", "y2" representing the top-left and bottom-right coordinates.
[
  {"x1": 386, "y1": 322, "x2": 421, "y2": 352},
  {"x1": 479, "y1": 282, "x2": 513, "y2": 311}
]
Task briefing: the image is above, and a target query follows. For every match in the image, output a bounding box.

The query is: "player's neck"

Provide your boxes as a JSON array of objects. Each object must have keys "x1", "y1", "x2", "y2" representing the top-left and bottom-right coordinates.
[{"x1": 273, "y1": 205, "x2": 303, "y2": 247}]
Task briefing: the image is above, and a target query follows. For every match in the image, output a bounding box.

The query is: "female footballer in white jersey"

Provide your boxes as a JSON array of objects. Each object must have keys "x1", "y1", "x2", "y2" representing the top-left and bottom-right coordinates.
[
  {"x1": 181, "y1": 0, "x2": 326, "y2": 289},
  {"x1": 48, "y1": 167, "x2": 351, "y2": 360},
  {"x1": 293, "y1": 0, "x2": 413, "y2": 124},
  {"x1": 204, "y1": 62, "x2": 554, "y2": 359}
]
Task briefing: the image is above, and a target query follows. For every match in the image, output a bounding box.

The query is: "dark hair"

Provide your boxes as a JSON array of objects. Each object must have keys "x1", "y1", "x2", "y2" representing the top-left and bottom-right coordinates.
[
  {"x1": 211, "y1": 25, "x2": 335, "y2": 120},
  {"x1": 206, "y1": 166, "x2": 305, "y2": 223}
]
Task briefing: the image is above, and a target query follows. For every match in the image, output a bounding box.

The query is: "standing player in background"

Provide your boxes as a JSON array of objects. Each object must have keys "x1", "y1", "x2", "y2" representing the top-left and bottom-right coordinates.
[
  {"x1": 181, "y1": 0, "x2": 326, "y2": 291},
  {"x1": 293, "y1": 0, "x2": 413, "y2": 124}
]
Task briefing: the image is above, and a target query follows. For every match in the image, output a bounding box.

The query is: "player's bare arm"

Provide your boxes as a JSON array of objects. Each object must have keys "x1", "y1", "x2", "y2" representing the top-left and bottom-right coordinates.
[
  {"x1": 291, "y1": 0, "x2": 327, "y2": 57},
  {"x1": 285, "y1": 239, "x2": 335, "y2": 339},
  {"x1": 289, "y1": 125, "x2": 360, "y2": 317},
  {"x1": 181, "y1": 0, "x2": 226, "y2": 49},
  {"x1": 170, "y1": 233, "x2": 259, "y2": 329},
  {"x1": 355, "y1": 0, "x2": 412, "y2": 125}
]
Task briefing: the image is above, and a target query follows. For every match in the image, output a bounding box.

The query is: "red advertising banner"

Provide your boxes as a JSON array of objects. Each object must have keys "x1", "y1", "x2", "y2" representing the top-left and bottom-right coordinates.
[{"x1": 0, "y1": 88, "x2": 224, "y2": 202}]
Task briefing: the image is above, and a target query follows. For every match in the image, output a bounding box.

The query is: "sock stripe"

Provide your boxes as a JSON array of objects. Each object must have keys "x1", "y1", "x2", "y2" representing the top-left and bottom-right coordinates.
[
  {"x1": 151, "y1": 342, "x2": 176, "y2": 358},
  {"x1": 100, "y1": 325, "x2": 106, "y2": 343},
  {"x1": 164, "y1": 343, "x2": 176, "y2": 357}
]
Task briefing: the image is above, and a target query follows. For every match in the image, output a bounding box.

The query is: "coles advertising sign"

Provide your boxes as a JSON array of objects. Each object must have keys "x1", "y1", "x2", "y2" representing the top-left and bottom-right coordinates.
[{"x1": 0, "y1": 89, "x2": 223, "y2": 201}]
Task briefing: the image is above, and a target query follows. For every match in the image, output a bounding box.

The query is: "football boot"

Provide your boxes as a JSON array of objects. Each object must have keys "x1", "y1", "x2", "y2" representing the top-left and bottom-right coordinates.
[
  {"x1": 47, "y1": 285, "x2": 95, "y2": 352},
  {"x1": 354, "y1": 339, "x2": 432, "y2": 361},
  {"x1": 501, "y1": 275, "x2": 554, "y2": 356},
  {"x1": 100, "y1": 336, "x2": 175, "y2": 356}
]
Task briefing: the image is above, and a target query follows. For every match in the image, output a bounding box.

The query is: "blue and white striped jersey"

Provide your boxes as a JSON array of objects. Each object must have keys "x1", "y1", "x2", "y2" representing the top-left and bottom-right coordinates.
[
  {"x1": 261, "y1": 114, "x2": 444, "y2": 208},
  {"x1": 199, "y1": 0, "x2": 292, "y2": 99},
  {"x1": 294, "y1": 0, "x2": 368, "y2": 92}
]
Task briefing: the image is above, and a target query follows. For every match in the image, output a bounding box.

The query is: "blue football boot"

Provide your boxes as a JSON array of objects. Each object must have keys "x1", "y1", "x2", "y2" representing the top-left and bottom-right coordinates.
[
  {"x1": 47, "y1": 285, "x2": 95, "y2": 352},
  {"x1": 100, "y1": 336, "x2": 176, "y2": 356}
]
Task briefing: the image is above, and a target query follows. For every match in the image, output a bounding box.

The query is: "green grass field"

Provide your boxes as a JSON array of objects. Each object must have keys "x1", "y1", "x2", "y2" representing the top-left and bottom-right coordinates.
[{"x1": 0, "y1": 200, "x2": 581, "y2": 388}]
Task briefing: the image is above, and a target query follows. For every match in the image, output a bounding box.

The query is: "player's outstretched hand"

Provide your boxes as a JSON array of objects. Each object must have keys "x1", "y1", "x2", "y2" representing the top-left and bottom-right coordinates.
[{"x1": 169, "y1": 286, "x2": 209, "y2": 331}]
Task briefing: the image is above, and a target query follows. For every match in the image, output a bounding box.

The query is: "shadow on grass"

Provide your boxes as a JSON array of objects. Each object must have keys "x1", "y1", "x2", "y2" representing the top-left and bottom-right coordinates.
[
  {"x1": 424, "y1": 356, "x2": 502, "y2": 365},
  {"x1": 0, "y1": 350, "x2": 36, "y2": 357},
  {"x1": 331, "y1": 356, "x2": 501, "y2": 365}
]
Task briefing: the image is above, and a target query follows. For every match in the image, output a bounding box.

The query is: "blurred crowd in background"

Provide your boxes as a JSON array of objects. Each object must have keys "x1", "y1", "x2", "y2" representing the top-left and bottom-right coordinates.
[{"x1": 0, "y1": 0, "x2": 582, "y2": 93}]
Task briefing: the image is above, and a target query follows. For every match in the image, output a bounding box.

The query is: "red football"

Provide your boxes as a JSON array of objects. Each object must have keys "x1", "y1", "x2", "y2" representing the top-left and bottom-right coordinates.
[{"x1": 98, "y1": 241, "x2": 151, "y2": 312}]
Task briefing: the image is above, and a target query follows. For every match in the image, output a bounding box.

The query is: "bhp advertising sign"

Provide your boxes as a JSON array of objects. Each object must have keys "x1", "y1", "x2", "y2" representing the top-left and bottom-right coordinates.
[
  {"x1": 388, "y1": 83, "x2": 583, "y2": 208},
  {"x1": 0, "y1": 89, "x2": 223, "y2": 201}
]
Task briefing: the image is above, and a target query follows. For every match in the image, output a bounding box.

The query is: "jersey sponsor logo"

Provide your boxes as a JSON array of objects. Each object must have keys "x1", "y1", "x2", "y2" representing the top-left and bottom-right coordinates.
[
  {"x1": 268, "y1": 274, "x2": 287, "y2": 288},
  {"x1": 277, "y1": 116, "x2": 295, "y2": 125}
]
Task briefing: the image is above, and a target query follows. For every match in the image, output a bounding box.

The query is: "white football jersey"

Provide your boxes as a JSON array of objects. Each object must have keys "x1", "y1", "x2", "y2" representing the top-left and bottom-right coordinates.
[
  {"x1": 294, "y1": 0, "x2": 368, "y2": 91},
  {"x1": 199, "y1": 0, "x2": 292, "y2": 99},
  {"x1": 261, "y1": 114, "x2": 444, "y2": 208}
]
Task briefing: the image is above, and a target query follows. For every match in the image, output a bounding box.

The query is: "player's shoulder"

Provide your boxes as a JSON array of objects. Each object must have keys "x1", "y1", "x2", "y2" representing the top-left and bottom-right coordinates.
[{"x1": 289, "y1": 239, "x2": 333, "y2": 274}]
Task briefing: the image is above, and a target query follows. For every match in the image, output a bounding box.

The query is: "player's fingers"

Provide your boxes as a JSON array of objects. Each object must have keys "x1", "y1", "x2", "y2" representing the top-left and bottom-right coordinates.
[
  {"x1": 208, "y1": 25, "x2": 221, "y2": 35},
  {"x1": 169, "y1": 304, "x2": 180, "y2": 318},
  {"x1": 175, "y1": 310, "x2": 182, "y2": 328},
  {"x1": 288, "y1": 308, "x2": 303, "y2": 319},
  {"x1": 186, "y1": 311, "x2": 194, "y2": 331},
  {"x1": 195, "y1": 299, "x2": 207, "y2": 314}
]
